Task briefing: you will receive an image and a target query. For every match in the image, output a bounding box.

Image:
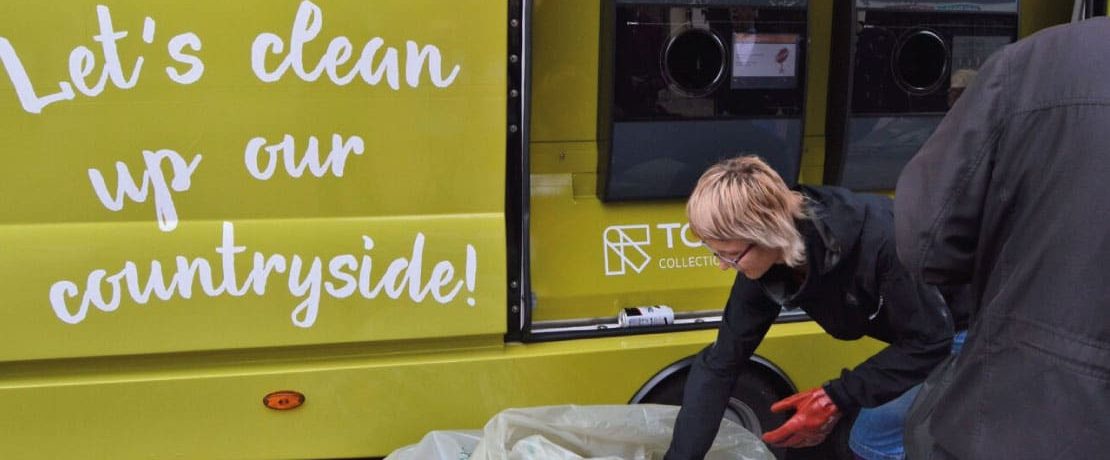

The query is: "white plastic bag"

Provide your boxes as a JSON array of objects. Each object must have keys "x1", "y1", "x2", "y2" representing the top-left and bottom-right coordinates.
[
  {"x1": 386, "y1": 404, "x2": 774, "y2": 460},
  {"x1": 385, "y1": 430, "x2": 482, "y2": 460}
]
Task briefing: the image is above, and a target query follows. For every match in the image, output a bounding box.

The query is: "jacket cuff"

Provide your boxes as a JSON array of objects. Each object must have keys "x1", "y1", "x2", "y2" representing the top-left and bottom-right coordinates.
[{"x1": 822, "y1": 379, "x2": 859, "y2": 415}]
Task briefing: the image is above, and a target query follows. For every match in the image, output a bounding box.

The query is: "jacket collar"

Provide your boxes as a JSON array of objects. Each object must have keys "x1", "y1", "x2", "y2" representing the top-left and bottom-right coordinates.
[{"x1": 796, "y1": 185, "x2": 866, "y2": 275}]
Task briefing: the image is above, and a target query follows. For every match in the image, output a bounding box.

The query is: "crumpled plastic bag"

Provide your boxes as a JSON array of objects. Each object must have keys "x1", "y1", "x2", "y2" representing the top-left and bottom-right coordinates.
[
  {"x1": 385, "y1": 404, "x2": 774, "y2": 460},
  {"x1": 385, "y1": 430, "x2": 483, "y2": 460}
]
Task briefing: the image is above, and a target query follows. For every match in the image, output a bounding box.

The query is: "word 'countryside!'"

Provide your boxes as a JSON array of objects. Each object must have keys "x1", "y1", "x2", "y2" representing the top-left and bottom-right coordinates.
[{"x1": 49, "y1": 222, "x2": 479, "y2": 328}]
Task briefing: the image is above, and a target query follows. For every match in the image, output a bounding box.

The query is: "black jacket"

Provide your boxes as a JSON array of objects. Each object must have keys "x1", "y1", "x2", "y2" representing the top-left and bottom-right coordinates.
[
  {"x1": 896, "y1": 18, "x2": 1110, "y2": 459},
  {"x1": 666, "y1": 185, "x2": 953, "y2": 460}
]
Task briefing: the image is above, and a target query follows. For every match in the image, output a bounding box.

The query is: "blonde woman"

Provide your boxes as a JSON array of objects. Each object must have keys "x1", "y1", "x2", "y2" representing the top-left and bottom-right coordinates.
[{"x1": 664, "y1": 156, "x2": 956, "y2": 460}]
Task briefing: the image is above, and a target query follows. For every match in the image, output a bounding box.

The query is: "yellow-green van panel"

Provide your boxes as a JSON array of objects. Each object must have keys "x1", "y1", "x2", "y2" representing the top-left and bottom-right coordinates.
[
  {"x1": 0, "y1": 0, "x2": 505, "y2": 223},
  {"x1": 1022, "y1": 1, "x2": 1074, "y2": 36},
  {"x1": 1, "y1": 217, "x2": 505, "y2": 362},
  {"x1": 0, "y1": 1, "x2": 508, "y2": 358},
  {"x1": 531, "y1": 173, "x2": 733, "y2": 321},
  {"x1": 0, "y1": 323, "x2": 882, "y2": 458},
  {"x1": 530, "y1": 0, "x2": 600, "y2": 143}
]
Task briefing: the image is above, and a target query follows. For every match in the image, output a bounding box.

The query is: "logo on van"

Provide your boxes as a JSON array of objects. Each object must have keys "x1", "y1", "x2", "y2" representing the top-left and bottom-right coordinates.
[
  {"x1": 603, "y1": 223, "x2": 714, "y2": 276},
  {"x1": 603, "y1": 225, "x2": 652, "y2": 275}
]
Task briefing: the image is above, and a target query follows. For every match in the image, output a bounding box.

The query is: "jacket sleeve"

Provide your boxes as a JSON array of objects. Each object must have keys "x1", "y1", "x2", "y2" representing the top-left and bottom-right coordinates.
[
  {"x1": 894, "y1": 44, "x2": 1010, "y2": 285},
  {"x1": 665, "y1": 275, "x2": 781, "y2": 460},
  {"x1": 823, "y1": 240, "x2": 954, "y2": 413}
]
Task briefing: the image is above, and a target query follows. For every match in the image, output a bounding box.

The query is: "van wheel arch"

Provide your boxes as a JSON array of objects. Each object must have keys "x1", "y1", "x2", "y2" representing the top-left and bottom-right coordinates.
[
  {"x1": 631, "y1": 355, "x2": 854, "y2": 460},
  {"x1": 629, "y1": 354, "x2": 798, "y2": 407}
]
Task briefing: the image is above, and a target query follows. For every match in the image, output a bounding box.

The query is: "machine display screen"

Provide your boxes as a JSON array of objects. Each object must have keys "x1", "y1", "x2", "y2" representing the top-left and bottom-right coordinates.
[
  {"x1": 856, "y1": 0, "x2": 1018, "y2": 12},
  {"x1": 611, "y1": 3, "x2": 808, "y2": 121},
  {"x1": 952, "y1": 35, "x2": 1012, "y2": 71},
  {"x1": 731, "y1": 33, "x2": 799, "y2": 89}
]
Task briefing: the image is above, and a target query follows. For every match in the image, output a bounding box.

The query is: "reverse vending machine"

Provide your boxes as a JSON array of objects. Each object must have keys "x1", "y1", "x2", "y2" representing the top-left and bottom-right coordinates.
[
  {"x1": 825, "y1": 0, "x2": 1019, "y2": 190},
  {"x1": 598, "y1": 0, "x2": 810, "y2": 201}
]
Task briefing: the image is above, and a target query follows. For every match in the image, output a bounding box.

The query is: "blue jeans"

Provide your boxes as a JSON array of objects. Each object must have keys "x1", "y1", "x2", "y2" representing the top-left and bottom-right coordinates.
[{"x1": 849, "y1": 331, "x2": 967, "y2": 460}]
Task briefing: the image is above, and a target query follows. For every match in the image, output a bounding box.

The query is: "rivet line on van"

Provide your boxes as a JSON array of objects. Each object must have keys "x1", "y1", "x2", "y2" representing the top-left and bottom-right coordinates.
[{"x1": 47, "y1": 222, "x2": 479, "y2": 328}]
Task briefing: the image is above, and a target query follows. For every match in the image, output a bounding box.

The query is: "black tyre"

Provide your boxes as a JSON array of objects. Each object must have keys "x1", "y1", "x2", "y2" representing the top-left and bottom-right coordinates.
[{"x1": 638, "y1": 365, "x2": 854, "y2": 460}]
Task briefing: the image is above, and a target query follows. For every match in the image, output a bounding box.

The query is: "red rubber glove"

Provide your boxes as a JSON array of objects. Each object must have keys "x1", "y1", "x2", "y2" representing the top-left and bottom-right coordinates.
[{"x1": 761, "y1": 387, "x2": 842, "y2": 448}]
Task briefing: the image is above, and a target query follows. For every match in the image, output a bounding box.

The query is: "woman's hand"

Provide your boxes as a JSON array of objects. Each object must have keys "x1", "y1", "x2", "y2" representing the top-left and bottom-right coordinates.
[{"x1": 761, "y1": 387, "x2": 842, "y2": 448}]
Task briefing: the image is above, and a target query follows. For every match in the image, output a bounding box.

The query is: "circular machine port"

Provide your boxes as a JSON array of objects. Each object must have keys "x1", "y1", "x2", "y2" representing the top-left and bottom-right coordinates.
[
  {"x1": 892, "y1": 29, "x2": 949, "y2": 95},
  {"x1": 662, "y1": 28, "x2": 727, "y2": 97}
]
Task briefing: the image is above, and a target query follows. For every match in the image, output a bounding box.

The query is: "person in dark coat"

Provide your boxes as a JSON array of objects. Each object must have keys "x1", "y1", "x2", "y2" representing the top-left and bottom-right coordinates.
[
  {"x1": 895, "y1": 17, "x2": 1110, "y2": 460},
  {"x1": 665, "y1": 156, "x2": 954, "y2": 460}
]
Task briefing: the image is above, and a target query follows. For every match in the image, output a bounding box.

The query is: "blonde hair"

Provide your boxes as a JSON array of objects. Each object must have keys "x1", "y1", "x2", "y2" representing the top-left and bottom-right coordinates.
[{"x1": 687, "y1": 155, "x2": 807, "y2": 267}]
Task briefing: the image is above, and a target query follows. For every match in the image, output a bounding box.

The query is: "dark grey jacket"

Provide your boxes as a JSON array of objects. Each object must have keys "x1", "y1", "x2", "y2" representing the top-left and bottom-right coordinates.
[
  {"x1": 896, "y1": 18, "x2": 1110, "y2": 460},
  {"x1": 666, "y1": 185, "x2": 953, "y2": 460}
]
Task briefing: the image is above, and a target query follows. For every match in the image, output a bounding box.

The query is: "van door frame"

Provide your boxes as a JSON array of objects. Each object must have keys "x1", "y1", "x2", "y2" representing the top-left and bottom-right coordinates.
[{"x1": 506, "y1": 0, "x2": 531, "y2": 342}]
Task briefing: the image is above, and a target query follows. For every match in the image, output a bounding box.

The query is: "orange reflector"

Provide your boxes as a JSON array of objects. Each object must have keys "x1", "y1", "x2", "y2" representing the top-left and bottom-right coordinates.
[{"x1": 263, "y1": 391, "x2": 305, "y2": 410}]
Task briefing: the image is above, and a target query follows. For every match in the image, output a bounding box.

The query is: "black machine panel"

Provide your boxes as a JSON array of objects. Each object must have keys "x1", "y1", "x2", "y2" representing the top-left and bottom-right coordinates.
[
  {"x1": 825, "y1": 0, "x2": 1019, "y2": 191},
  {"x1": 598, "y1": 0, "x2": 809, "y2": 201}
]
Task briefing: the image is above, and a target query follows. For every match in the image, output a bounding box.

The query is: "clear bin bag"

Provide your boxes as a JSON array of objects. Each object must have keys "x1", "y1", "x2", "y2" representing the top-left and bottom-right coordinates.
[{"x1": 386, "y1": 404, "x2": 774, "y2": 460}]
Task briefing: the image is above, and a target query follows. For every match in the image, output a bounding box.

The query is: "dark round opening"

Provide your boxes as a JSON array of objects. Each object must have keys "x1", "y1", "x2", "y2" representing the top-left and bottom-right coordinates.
[
  {"x1": 893, "y1": 29, "x2": 948, "y2": 94},
  {"x1": 662, "y1": 28, "x2": 726, "y2": 96}
]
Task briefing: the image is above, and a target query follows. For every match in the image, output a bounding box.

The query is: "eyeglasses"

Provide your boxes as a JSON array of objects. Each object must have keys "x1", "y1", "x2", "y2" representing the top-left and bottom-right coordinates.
[{"x1": 706, "y1": 243, "x2": 754, "y2": 266}]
